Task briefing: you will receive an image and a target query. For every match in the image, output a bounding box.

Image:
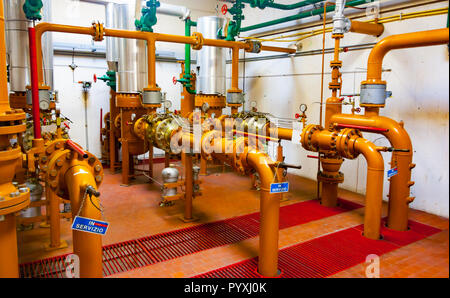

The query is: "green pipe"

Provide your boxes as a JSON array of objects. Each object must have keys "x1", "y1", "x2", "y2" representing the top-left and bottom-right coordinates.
[
  {"x1": 241, "y1": 0, "x2": 375, "y2": 32},
  {"x1": 182, "y1": 18, "x2": 196, "y2": 94},
  {"x1": 243, "y1": 0, "x2": 324, "y2": 10}
]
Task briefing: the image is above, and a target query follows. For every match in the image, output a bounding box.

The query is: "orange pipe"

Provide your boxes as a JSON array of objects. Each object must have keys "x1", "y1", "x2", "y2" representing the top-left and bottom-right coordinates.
[
  {"x1": 246, "y1": 151, "x2": 281, "y2": 277},
  {"x1": 350, "y1": 20, "x2": 384, "y2": 37},
  {"x1": 34, "y1": 23, "x2": 294, "y2": 91},
  {"x1": 229, "y1": 46, "x2": 241, "y2": 93},
  {"x1": 329, "y1": 113, "x2": 413, "y2": 231},
  {"x1": 365, "y1": 28, "x2": 449, "y2": 84},
  {"x1": 65, "y1": 165, "x2": 103, "y2": 278},
  {"x1": 183, "y1": 152, "x2": 194, "y2": 220},
  {"x1": 0, "y1": 214, "x2": 19, "y2": 277},
  {"x1": 260, "y1": 45, "x2": 296, "y2": 54},
  {"x1": 354, "y1": 138, "x2": 384, "y2": 240}
]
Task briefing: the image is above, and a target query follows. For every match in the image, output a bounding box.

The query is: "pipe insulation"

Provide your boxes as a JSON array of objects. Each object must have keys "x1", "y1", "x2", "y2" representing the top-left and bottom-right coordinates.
[{"x1": 4, "y1": 0, "x2": 53, "y2": 92}]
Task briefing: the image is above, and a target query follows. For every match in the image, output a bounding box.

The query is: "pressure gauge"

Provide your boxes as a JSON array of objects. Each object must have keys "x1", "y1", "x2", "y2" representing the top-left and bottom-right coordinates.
[
  {"x1": 164, "y1": 100, "x2": 172, "y2": 109},
  {"x1": 250, "y1": 101, "x2": 257, "y2": 108},
  {"x1": 299, "y1": 104, "x2": 308, "y2": 113},
  {"x1": 201, "y1": 102, "x2": 210, "y2": 113}
]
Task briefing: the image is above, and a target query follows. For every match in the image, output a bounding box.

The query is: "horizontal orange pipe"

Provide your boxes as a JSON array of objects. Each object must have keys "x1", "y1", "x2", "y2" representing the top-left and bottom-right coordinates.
[
  {"x1": 34, "y1": 23, "x2": 294, "y2": 89},
  {"x1": 350, "y1": 20, "x2": 384, "y2": 37},
  {"x1": 365, "y1": 28, "x2": 449, "y2": 84},
  {"x1": 260, "y1": 45, "x2": 296, "y2": 54}
]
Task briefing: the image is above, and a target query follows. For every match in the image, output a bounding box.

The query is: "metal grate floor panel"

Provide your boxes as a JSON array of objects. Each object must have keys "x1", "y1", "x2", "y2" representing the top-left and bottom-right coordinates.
[
  {"x1": 19, "y1": 198, "x2": 361, "y2": 278},
  {"x1": 194, "y1": 220, "x2": 442, "y2": 278}
]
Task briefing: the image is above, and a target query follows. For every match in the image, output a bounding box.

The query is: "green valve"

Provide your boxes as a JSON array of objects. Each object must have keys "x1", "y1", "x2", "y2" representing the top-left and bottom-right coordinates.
[
  {"x1": 223, "y1": 0, "x2": 245, "y2": 41},
  {"x1": 135, "y1": 0, "x2": 160, "y2": 32},
  {"x1": 23, "y1": 0, "x2": 43, "y2": 21}
]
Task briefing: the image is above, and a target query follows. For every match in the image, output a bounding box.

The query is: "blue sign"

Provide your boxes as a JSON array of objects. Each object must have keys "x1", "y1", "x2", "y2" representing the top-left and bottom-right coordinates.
[
  {"x1": 71, "y1": 216, "x2": 109, "y2": 235},
  {"x1": 270, "y1": 182, "x2": 289, "y2": 194},
  {"x1": 387, "y1": 167, "x2": 398, "y2": 178}
]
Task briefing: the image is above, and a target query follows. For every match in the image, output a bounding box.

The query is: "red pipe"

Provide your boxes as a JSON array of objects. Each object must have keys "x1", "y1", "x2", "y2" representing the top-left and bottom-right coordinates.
[
  {"x1": 336, "y1": 123, "x2": 389, "y2": 133},
  {"x1": 66, "y1": 140, "x2": 89, "y2": 159},
  {"x1": 28, "y1": 25, "x2": 42, "y2": 139},
  {"x1": 307, "y1": 155, "x2": 319, "y2": 159}
]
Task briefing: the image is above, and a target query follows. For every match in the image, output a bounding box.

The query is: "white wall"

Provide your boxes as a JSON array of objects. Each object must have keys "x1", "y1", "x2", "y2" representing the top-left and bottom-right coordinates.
[{"x1": 219, "y1": 0, "x2": 449, "y2": 217}]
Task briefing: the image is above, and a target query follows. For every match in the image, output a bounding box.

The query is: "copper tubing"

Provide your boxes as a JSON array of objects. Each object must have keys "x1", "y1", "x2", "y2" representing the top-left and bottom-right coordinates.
[
  {"x1": 0, "y1": 214, "x2": 19, "y2": 277},
  {"x1": 65, "y1": 165, "x2": 103, "y2": 278},
  {"x1": 247, "y1": 151, "x2": 281, "y2": 277},
  {"x1": 350, "y1": 20, "x2": 384, "y2": 37},
  {"x1": 365, "y1": 28, "x2": 449, "y2": 84},
  {"x1": 354, "y1": 138, "x2": 385, "y2": 240},
  {"x1": 330, "y1": 113, "x2": 413, "y2": 231}
]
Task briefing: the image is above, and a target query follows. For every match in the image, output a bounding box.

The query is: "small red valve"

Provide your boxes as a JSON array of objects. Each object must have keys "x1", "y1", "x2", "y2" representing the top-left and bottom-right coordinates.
[
  {"x1": 64, "y1": 122, "x2": 70, "y2": 129},
  {"x1": 339, "y1": 97, "x2": 345, "y2": 102},
  {"x1": 343, "y1": 47, "x2": 349, "y2": 52},
  {"x1": 295, "y1": 113, "x2": 301, "y2": 119},
  {"x1": 173, "y1": 76, "x2": 178, "y2": 85},
  {"x1": 355, "y1": 107, "x2": 361, "y2": 113},
  {"x1": 93, "y1": 74, "x2": 97, "y2": 83},
  {"x1": 221, "y1": 4, "x2": 228, "y2": 15}
]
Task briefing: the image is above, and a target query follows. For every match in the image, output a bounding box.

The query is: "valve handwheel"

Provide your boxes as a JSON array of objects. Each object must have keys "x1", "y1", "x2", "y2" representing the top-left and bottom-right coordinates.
[
  {"x1": 93, "y1": 74, "x2": 97, "y2": 83},
  {"x1": 173, "y1": 76, "x2": 178, "y2": 85},
  {"x1": 221, "y1": 4, "x2": 228, "y2": 15}
]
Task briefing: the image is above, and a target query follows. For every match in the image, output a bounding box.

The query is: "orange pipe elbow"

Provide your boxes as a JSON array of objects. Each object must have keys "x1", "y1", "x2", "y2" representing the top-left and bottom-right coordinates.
[
  {"x1": 365, "y1": 28, "x2": 449, "y2": 84},
  {"x1": 354, "y1": 138, "x2": 384, "y2": 240}
]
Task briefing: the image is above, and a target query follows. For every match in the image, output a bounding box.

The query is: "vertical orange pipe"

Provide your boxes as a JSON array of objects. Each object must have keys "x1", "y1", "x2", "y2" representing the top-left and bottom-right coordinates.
[
  {"x1": 0, "y1": 214, "x2": 19, "y2": 277},
  {"x1": 229, "y1": 46, "x2": 241, "y2": 93},
  {"x1": 354, "y1": 138, "x2": 384, "y2": 240},
  {"x1": 247, "y1": 151, "x2": 281, "y2": 277},
  {"x1": 183, "y1": 152, "x2": 193, "y2": 220},
  {"x1": 48, "y1": 188, "x2": 61, "y2": 248},
  {"x1": 65, "y1": 165, "x2": 103, "y2": 278}
]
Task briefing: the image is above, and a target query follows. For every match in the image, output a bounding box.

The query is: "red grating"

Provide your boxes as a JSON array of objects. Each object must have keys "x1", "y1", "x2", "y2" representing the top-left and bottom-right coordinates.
[
  {"x1": 19, "y1": 198, "x2": 359, "y2": 278},
  {"x1": 193, "y1": 220, "x2": 442, "y2": 278}
]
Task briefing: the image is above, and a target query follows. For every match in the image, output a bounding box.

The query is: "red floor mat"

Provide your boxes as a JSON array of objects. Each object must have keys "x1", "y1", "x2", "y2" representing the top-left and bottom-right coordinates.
[
  {"x1": 193, "y1": 220, "x2": 441, "y2": 278},
  {"x1": 19, "y1": 198, "x2": 360, "y2": 278}
]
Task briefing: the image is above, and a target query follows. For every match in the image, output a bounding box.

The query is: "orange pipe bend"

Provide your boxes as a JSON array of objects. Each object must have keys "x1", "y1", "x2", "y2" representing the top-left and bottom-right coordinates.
[
  {"x1": 354, "y1": 138, "x2": 385, "y2": 240},
  {"x1": 329, "y1": 113, "x2": 413, "y2": 231},
  {"x1": 365, "y1": 28, "x2": 449, "y2": 84},
  {"x1": 65, "y1": 165, "x2": 103, "y2": 278}
]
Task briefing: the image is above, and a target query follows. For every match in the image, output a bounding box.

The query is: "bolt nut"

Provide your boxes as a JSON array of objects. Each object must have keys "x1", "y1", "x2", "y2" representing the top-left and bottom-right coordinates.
[
  {"x1": 94, "y1": 165, "x2": 102, "y2": 172},
  {"x1": 19, "y1": 188, "x2": 28, "y2": 193},
  {"x1": 0, "y1": 196, "x2": 5, "y2": 202},
  {"x1": 56, "y1": 159, "x2": 63, "y2": 167},
  {"x1": 95, "y1": 175, "x2": 102, "y2": 183},
  {"x1": 0, "y1": 215, "x2": 4, "y2": 222}
]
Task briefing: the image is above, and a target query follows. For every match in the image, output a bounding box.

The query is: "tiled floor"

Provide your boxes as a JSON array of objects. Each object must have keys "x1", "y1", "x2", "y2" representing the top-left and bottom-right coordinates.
[{"x1": 17, "y1": 162, "x2": 449, "y2": 278}]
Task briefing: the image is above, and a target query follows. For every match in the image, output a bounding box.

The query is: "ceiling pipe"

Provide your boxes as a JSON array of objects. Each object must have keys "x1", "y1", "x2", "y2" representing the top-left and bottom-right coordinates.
[{"x1": 243, "y1": 0, "x2": 425, "y2": 37}]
